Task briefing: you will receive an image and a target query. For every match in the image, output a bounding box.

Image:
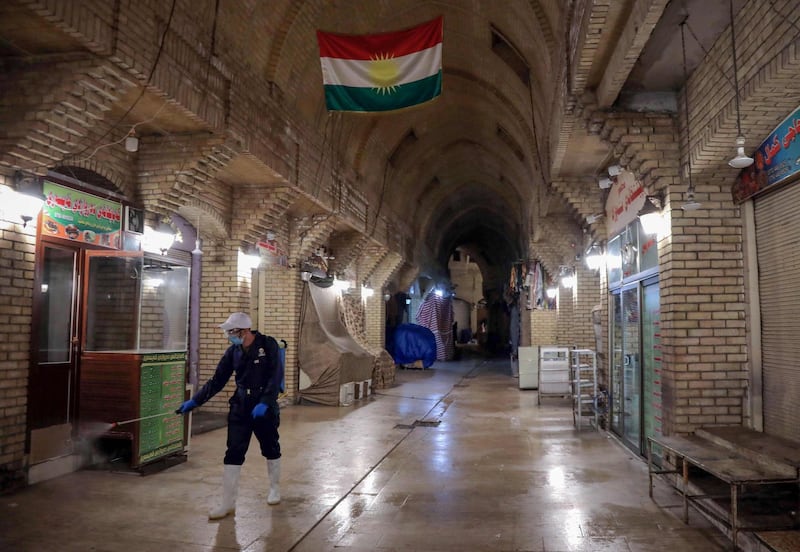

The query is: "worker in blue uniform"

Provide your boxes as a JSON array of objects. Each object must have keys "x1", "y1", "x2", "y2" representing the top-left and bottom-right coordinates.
[{"x1": 176, "y1": 312, "x2": 282, "y2": 519}]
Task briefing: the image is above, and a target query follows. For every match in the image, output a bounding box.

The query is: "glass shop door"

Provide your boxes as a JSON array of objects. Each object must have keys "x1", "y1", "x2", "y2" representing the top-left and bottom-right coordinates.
[
  {"x1": 610, "y1": 282, "x2": 643, "y2": 453},
  {"x1": 28, "y1": 242, "x2": 82, "y2": 463},
  {"x1": 642, "y1": 277, "x2": 662, "y2": 460},
  {"x1": 621, "y1": 284, "x2": 642, "y2": 452},
  {"x1": 27, "y1": 246, "x2": 142, "y2": 464}
]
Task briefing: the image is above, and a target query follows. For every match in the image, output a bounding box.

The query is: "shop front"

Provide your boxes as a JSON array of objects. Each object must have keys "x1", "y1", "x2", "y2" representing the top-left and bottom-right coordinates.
[
  {"x1": 28, "y1": 172, "x2": 192, "y2": 479},
  {"x1": 605, "y1": 170, "x2": 663, "y2": 457},
  {"x1": 733, "y1": 104, "x2": 800, "y2": 443}
]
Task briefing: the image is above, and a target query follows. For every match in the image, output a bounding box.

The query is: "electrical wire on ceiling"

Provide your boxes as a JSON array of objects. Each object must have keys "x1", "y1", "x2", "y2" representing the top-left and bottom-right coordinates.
[
  {"x1": 11, "y1": 0, "x2": 179, "y2": 182},
  {"x1": 327, "y1": 112, "x2": 347, "y2": 214},
  {"x1": 63, "y1": 0, "x2": 178, "y2": 164},
  {"x1": 190, "y1": 0, "x2": 221, "y2": 129},
  {"x1": 51, "y1": 0, "x2": 222, "y2": 198},
  {"x1": 691, "y1": 1, "x2": 800, "y2": 107},
  {"x1": 680, "y1": 17, "x2": 701, "y2": 211},
  {"x1": 683, "y1": 21, "x2": 735, "y2": 90},
  {"x1": 311, "y1": 113, "x2": 334, "y2": 200},
  {"x1": 369, "y1": 156, "x2": 392, "y2": 236},
  {"x1": 73, "y1": 99, "x2": 171, "y2": 163},
  {"x1": 526, "y1": 63, "x2": 551, "y2": 235}
]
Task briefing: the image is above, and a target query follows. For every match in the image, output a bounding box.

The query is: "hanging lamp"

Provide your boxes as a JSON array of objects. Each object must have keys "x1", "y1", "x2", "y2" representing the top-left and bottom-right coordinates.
[
  {"x1": 727, "y1": 0, "x2": 754, "y2": 169},
  {"x1": 680, "y1": 19, "x2": 702, "y2": 211},
  {"x1": 192, "y1": 214, "x2": 203, "y2": 256}
]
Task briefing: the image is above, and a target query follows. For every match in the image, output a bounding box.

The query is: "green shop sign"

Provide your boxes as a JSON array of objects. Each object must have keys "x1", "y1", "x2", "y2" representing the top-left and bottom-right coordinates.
[{"x1": 42, "y1": 181, "x2": 122, "y2": 248}]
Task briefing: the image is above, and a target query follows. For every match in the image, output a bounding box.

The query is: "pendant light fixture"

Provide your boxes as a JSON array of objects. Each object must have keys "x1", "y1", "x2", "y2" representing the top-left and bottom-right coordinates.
[
  {"x1": 727, "y1": 0, "x2": 753, "y2": 169},
  {"x1": 679, "y1": 19, "x2": 702, "y2": 211},
  {"x1": 192, "y1": 214, "x2": 203, "y2": 256}
]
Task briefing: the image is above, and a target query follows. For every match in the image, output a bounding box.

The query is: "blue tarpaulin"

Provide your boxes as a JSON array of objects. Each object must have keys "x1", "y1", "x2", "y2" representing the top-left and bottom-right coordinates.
[{"x1": 387, "y1": 323, "x2": 437, "y2": 368}]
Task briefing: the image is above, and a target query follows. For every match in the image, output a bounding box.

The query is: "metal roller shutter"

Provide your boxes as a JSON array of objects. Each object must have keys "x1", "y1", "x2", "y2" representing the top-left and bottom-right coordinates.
[{"x1": 754, "y1": 182, "x2": 800, "y2": 442}]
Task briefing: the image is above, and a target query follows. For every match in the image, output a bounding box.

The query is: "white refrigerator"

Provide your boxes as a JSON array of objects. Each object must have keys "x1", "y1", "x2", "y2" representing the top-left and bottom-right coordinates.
[{"x1": 518, "y1": 346, "x2": 539, "y2": 389}]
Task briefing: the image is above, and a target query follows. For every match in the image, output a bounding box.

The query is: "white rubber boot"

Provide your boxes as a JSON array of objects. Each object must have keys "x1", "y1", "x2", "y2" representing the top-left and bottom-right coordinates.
[
  {"x1": 267, "y1": 458, "x2": 281, "y2": 505},
  {"x1": 208, "y1": 464, "x2": 241, "y2": 519}
]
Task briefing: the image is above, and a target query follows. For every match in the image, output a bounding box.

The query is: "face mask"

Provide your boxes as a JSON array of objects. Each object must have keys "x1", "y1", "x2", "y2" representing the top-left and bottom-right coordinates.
[{"x1": 228, "y1": 333, "x2": 243, "y2": 346}]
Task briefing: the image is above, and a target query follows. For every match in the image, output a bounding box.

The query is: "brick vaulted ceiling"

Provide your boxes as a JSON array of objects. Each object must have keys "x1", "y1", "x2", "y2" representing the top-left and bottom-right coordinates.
[{"x1": 0, "y1": 0, "x2": 744, "y2": 282}]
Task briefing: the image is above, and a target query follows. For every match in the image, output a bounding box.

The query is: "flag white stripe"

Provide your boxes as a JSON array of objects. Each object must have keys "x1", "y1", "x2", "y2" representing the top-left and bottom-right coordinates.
[{"x1": 320, "y1": 43, "x2": 442, "y2": 88}]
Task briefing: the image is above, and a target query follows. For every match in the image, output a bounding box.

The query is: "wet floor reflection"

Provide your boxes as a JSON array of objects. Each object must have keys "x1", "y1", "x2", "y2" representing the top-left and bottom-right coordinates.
[{"x1": 0, "y1": 356, "x2": 730, "y2": 552}]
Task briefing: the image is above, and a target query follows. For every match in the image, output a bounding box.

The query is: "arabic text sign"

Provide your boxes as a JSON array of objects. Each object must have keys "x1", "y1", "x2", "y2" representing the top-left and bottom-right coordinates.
[
  {"x1": 41, "y1": 181, "x2": 122, "y2": 248},
  {"x1": 605, "y1": 170, "x2": 646, "y2": 237},
  {"x1": 732, "y1": 105, "x2": 800, "y2": 203}
]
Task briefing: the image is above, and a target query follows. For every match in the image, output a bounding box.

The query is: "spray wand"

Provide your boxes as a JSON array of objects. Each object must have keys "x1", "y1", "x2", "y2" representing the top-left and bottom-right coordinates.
[{"x1": 109, "y1": 411, "x2": 176, "y2": 429}]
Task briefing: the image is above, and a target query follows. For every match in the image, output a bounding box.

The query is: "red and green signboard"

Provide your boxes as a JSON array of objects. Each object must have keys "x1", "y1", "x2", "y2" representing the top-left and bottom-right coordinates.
[{"x1": 42, "y1": 181, "x2": 122, "y2": 248}]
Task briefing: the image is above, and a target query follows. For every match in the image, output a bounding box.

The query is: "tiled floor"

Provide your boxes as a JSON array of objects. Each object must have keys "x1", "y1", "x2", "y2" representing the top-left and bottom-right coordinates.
[{"x1": 0, "y1": 355, "x2": 730, "y2": 551}]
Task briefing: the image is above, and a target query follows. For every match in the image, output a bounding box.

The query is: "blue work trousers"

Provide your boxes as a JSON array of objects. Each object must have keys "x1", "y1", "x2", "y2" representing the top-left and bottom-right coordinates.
[{"x1": 223, "y1": 392, "x2": 280, "y2": 465}]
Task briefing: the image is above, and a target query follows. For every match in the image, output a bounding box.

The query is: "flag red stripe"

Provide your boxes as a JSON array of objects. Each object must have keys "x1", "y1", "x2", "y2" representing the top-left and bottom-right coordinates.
[{"x1": 317, "y1": 16, "x2": 442, "y2": 60}]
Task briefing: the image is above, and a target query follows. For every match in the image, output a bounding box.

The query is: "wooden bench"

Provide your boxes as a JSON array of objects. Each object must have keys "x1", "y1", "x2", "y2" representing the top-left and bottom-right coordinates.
[{"x1": 647, "y1": 433, "x2": 800, "y2": 550}]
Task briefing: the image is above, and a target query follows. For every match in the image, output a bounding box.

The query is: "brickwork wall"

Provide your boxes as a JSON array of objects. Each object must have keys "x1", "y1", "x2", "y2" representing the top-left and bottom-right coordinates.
[
  {"x1": 257, "y1": 265, "x2": 301, "y2": 402},
  {"x1": 0, "y1": 219, "x2": 36, "y2": 490},
  {"x1": 575, "y1": 87, "x2": 749, "y2": 435},
  {"x1": 659, "y1": 175, "x2": 746, "y2": 434},
  {"x1": 0, "y1": 0, "x2": 787, "y2": 488},
  {"x1": 86, "y1": 257, "x2": 138, "y2": 350},
  {"x1": 0, "y1": 58, "x2": 137, "y2": 176},
  {"x1": 530, "y1": 309, "x2": 557, "y2": 347},
  {"x1": 364, "y1": 250, "x2": 404, "y2": 350},
  {"x1": 139, "y1": 285, "x2": 166, "y2": 350},
  {"x1": 556, "y1": 285, "x2": 574, "y2": 347},
  {"x1": 195, "y1": 240, "x2": 251, "y2": 413},
  {"x1": 640, "y1": 1, "x2": 790, "y2": 435},
  {"x1": 572, "y1": 266, "x2": 601, "y2": 350}
]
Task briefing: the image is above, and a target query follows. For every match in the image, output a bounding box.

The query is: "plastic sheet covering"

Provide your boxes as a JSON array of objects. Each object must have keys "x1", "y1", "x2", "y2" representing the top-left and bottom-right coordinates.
[
  {"x1": 388, "y1": 323, "x2": 437, "y2": 368},
  {"x1": 298, "y1": 282, "x2": 374, "y2": 405}
]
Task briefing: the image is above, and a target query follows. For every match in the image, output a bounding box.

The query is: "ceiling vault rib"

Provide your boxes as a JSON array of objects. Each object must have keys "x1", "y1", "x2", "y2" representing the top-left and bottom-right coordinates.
[{"x1": 596, "y1": 0, "x2": 671, "y2": 108}]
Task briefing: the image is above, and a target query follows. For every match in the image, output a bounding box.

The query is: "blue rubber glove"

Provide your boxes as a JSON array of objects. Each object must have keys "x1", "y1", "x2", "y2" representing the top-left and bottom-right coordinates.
[
  {"x1": 252, "y1": 403, "x2": 268, "y2": 419},
  {"x1": 175, "y1": 399, "x2": 197, "y2": 414}
]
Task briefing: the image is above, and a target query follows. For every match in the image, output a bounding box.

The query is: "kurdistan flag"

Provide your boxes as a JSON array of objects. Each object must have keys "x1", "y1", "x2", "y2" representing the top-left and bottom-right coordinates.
[{"x1": 316, "y1": 16, "x2": 443, "y2": 112}]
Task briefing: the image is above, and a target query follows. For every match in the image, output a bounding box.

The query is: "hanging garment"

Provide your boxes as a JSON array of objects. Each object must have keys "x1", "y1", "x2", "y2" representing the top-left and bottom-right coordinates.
[{"x1": 415, "y1": 292, "x2": 455, "y2": 361}]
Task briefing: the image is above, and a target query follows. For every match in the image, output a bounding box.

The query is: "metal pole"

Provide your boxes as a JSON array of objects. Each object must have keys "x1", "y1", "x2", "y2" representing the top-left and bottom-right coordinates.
[{"x1": 111, "y1": 411, "x2": 173, "y2": 428}]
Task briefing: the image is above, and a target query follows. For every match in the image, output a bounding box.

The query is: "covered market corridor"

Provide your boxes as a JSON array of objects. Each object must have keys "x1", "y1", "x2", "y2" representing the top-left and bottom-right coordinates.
[{"x1": 0, "y1": 354, "x2": 728, "y2": 552}]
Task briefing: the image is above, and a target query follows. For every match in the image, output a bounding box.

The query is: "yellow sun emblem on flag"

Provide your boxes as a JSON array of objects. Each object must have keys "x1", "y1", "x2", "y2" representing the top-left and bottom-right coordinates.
[{"x1": 368, "y1": 53, "x2": 400, "y2": 94}]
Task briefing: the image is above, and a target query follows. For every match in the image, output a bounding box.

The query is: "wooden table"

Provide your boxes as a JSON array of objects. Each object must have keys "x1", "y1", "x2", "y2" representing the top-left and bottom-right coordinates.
[{"x1": 647, "y1": 434, "x2": 799, "y2": 550}]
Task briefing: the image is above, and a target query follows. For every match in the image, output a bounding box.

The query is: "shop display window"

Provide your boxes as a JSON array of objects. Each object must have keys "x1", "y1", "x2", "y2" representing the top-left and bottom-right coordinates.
[{"x1": 84, "y1": 253, "x2": 189, "y2": 352}]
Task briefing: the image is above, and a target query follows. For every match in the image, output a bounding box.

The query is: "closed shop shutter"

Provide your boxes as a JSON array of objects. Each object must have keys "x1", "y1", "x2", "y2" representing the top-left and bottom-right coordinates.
[{"x1": 754, "y1": 182, "x2": 800, "y2": 442}]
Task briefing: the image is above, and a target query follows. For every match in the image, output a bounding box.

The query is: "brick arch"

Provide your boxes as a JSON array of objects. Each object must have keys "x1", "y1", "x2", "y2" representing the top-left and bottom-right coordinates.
[
  {"x1": 231, "y1": 186, "x2": 296, "y2": 246},
  {"x1": 0, "y1": 59, "x2": 137, "y2": 176},
  {"x1": 178, "y1": 198, "x2": 228, "y2": 240},
  {"x1": 354, "y1": 67, "x2": 539, "y2": 185},
  {"x1": 137, "y1": 134, "x2": 244, "y2": 230},
  {"x1": 535, "y1": 215, "x2": 581, "y2": 267},
  {"x1": 51, "y1": 163, "x2": 133, "y2": 200},
  {"x1": 394, "y1": 263, "x2": 419, "y2": 294},
  {"x1": 550, "y1": 177, "x2": 605, "y2": 241},
  {"x1": 576, "y1": 92, "x2": 680, "y2": 205},
  {"x1": 263, "y1": 1, "x2": 310, "y2": 86},
  {"x1": 352, "y1": 118, "x2": 379, "y2": 176},
  {"x1": 289, "y1": 214, "x2": 336, "y2": 268},
  {"x1": 527, "y1": 0, "x2": 557, "y2": 58}
]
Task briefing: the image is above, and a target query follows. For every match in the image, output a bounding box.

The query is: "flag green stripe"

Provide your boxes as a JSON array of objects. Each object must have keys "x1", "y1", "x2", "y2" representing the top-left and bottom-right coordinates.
[{"x1": 323, "y1": 72, "x2": 441, "y2": 112}]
